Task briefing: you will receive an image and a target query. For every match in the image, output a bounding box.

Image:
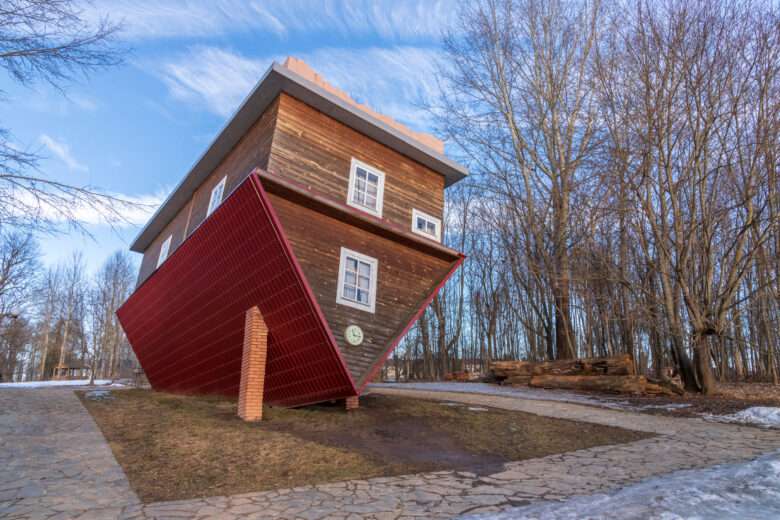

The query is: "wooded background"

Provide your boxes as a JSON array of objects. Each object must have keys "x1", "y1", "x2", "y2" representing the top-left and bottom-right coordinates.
[
  {"x1": 388, "y1": 0, "x2": 780, "y2": 395},
  {"x1": 1, "y1": 0, "x2": 779, "y2": 395},
  {"x1": 0, "y1": 238, "x2": 137, "y2": 382}
]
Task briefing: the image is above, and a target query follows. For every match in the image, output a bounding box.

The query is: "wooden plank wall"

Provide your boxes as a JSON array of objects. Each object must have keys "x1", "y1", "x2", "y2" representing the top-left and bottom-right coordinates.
[
  {"x1": 269, "y1": 193, "x2": 457, "y2": 386},
  {"x1": 136, "y1": 97, "x2": 280, "y2": 285},
  {"x1": 268, "y1": 93, "x2": 445, "y2": 230},
  {"x1": 132, "y1": 88, "x2": 460, "y2": 389}
]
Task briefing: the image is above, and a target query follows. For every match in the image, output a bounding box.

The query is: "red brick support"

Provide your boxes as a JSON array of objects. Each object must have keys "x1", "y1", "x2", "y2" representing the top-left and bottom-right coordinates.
[
  {"x1": 238, "y1": 306, "x2": 268, "y2": 422},
  {"x1": 345, "y1": 395, "x2": 359, "y2": 411}
]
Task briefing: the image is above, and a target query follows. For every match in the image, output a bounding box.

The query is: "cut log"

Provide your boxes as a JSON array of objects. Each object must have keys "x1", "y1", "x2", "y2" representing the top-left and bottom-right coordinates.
[
  {"x1": 490, "y1": 354, "x2": 635, "y2": 383},
  {"x1": 646, "y1": 377, "x2": 685, "y2": 396},
  {"x1": 529, "y1": 374, "x2": 676, "y2": 396},
  {"x1": 504, "y1": 374, "x2": 533, "y2": 386}
]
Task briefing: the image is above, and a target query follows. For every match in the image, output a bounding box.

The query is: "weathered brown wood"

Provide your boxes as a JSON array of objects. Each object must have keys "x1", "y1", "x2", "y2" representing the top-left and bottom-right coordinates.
[
  {"x1": 269, "y1": 94, "x2": 445, "y2": 230},
  {"x1": 257, "y1": 169, "x2": 459, "y2": 261},
  {"x1": 504, "y1": 374, "x2": 533, "y2": 385},
  {"x1": 137, "y1": 96, "x2": 280, "y2": 285},
  {"x1": 646, "y1": 377, "x2": 685, "y2": 396},
  {"x1": 269, "y1": 193, "x2": 458, "y2": 386},
  {"x1": 529, "y1": 374, "x2": 678, "y2": 396},
  {"x1": 138, "y1": 92, "x2": 451, "y2": 287},
  {"x1": 490, "y1": 354, "x2": 635, "y2": 381}
]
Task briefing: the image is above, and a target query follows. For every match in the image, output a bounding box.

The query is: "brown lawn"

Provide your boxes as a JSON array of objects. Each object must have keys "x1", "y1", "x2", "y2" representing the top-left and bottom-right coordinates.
[{"x1": 79, "y1": 390, "x2": 651, "y2": 503}]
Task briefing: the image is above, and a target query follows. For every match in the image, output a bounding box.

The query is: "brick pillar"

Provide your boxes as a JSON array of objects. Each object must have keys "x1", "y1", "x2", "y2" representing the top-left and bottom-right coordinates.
[
  {"x1": 345, "y1": 395, "x2": 359, "y2": 411},
  {"x1": 238, "y1": 306, "x2": 268, "y2": 422}
]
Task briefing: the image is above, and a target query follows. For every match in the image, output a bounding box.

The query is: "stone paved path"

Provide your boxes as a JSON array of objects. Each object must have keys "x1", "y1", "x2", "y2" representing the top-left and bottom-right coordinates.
[
  {"x1": 3, "y1": 386, "x2": 780, "y2": 519},
  {"x1": 0, "y1": 388, "x2": 140, "y2": 519}
]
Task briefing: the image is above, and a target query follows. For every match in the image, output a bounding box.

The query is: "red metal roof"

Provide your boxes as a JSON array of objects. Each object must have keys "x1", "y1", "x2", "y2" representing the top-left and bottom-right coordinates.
[
  {"x1": 117, "y1": 174, "x2": 356, "y2": 407},
  {"x1": 118, "y1": 172, "x2": 464, "y2": 407}
]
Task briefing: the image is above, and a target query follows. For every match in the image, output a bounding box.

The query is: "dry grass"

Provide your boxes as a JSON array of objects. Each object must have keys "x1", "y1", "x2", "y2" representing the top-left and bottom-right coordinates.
[{"x1": 80, "y1": 390, "x2": 651, "y2": 503}]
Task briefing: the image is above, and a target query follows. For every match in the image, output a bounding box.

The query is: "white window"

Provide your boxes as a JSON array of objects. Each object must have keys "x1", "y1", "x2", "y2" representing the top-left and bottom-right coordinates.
[
  {"x1": 411, "y1": 209, "x2": 442, "y2": 242},
  {"x1": 336, "y1": 247, "x2": 378, "y2": 313},
  {"x1": 207, "y1": 176, "x2": 227, "y2": 217},
  {"x1": 157, "y1": 235, "x2": 172, "y2": 268},
  {"x1": 347, "y1": 159, "x2": 385, "y2": 217}
]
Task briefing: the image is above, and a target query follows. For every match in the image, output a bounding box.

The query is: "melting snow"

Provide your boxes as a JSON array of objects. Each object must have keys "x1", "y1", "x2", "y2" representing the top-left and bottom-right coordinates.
[
  {"x1": 370, "y1": 382, "x2": 621, "y2": 408},
  {"x1": 0, "y1": 379, "x2": 113, "y2": 389},
  {"x1": 639, "y1": 403, "x2": 692, "y2": 411},
  {"x1": 707, "y1": 407, "x2": 780, "y2": 429},
  {"x1": 462, "y1": 450, "x2": 780, "y2": 519}
]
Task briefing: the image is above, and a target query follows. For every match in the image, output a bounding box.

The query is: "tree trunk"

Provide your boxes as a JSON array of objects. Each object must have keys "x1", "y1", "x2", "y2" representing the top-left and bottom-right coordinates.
[{"x1": 693, "y1": 333, "x2": 716, "y2": 395}]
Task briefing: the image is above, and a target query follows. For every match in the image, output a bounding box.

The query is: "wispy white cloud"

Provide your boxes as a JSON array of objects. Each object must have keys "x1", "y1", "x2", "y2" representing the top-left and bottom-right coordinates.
[
  {"x1": 152, "y1": 46, "x2": 443, "y2": 131},
  {"x1": 158, "y1": 47, "x2": 267, "y2": 117},
  {"x1": 39, "y1": 134, "x2": 89, "y2": 172},
  {"x1": 69, "y1": 94, "x2": 99, "y2": 112},
  {"x1": 300, "y1": 46, "x2": 443, "y2": 129},
  {"x1": 88, "y1": 0, "x2": 457, "y2": 42}
]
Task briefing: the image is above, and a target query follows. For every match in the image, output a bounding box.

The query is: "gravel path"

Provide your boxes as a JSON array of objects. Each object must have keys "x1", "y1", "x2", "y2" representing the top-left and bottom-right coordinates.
[{"x1": 3, "y1": 386, "x2": 780, "y2": 519}]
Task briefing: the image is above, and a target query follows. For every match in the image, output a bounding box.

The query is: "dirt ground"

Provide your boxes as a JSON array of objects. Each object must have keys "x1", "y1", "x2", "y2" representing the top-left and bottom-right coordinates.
[
  {"x1": 550, "y1": 381, "x2": 780, "y2": 419},
  {"x1": 79, "y1": 390, "x2": 651, "y2": 503},
  {"x1": 611, "y1": 383, "x2": 780, "y2": 418}
]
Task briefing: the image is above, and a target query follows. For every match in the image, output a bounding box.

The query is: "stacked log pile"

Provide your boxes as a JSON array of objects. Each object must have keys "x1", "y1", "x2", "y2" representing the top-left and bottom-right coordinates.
[
  {"x1": 489, "y1": 354, "x2": 683, "y2": 396},
  {"x1": 444, "y1": 370, "x2": 479, "y2": 382}
]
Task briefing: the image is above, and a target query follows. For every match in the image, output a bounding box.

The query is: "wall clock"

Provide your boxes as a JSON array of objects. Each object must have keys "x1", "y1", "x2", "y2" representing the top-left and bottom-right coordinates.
[{"x1": 344, "y1": 325, "x2": 364, "y2": 346}]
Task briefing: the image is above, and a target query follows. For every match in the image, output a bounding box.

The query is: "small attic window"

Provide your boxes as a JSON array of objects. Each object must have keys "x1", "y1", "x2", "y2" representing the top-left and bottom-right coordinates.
[
  {"x1": 157, "y1": 235, "x2": 172, "y2": 268},
  {"x1": 347, "y1": 159, "x2": 385, "y2": 217},
  {"x1": 207, "y1": 176, "x2": 227, "y2": 217},
  {"x1": 412, "y1": 209, "x2": 441, "y2": 242},
  {"x1": 336, "y1": 247, "x2": 378, "y2": 313}
]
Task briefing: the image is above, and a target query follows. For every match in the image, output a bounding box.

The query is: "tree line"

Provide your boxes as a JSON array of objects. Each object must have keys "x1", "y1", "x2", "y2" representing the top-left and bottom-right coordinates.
[
  {"x1": 390, "y1": 0, "x2": 780, "y2": 394},
  {"x1": 0, "y1": 232, "x2": 137, "y2": 382}
]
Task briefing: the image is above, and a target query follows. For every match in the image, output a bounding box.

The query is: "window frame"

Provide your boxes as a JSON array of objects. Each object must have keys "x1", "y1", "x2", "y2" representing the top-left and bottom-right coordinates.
[
  {"x1": 336, "y1": 247, "x2": 378, "y2": 314},
  {"x1": 207, "y1": 176, "x2": 227, "y2": 217},
  {"x1": 157, "y1": 235, "x2": 172, "y2": 268},
  {"x1": 411, "y1": 208, "x2": 442, "y2": 242},
  {"x1": 346, "y1": 158, "x2": 385, "y2": 218}
]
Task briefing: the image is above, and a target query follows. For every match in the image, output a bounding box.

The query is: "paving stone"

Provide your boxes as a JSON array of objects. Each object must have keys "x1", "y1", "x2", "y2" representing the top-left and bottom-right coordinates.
[
  {"x1": 0, "y1": 388, "x2": 139, "y2": 520},
  {"x1": 6, "y1": 386, "x2": 780, "y2": 519}
]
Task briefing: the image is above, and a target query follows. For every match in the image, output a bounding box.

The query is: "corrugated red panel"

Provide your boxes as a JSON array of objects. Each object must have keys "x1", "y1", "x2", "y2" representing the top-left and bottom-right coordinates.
[{"x1": 117, "y1": 174, "x2": 356, "y2": 407}]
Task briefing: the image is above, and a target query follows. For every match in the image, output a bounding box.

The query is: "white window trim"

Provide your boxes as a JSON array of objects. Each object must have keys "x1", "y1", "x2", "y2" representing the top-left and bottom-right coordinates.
[
  {"x1": 336, "y1": 247, "x2": 378, "y2": 314},
  {"x1": 411, "y1": 209, "x2": 442, "y2": 242},
  {"x1": 207, "y1": 176, "x2": 227, "y2": 217},
  {"x1": 346, "y1": 158, "x2": 385, "y2": 218},
  {"x1": 157, "y1": 235, "x2": 172, "y2": 268}
]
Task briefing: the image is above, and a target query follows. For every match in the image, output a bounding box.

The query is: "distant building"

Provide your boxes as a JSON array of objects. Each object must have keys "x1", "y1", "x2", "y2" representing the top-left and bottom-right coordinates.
[{"x1": 52, "y1": 364, "x2": 91, "y2": 380}]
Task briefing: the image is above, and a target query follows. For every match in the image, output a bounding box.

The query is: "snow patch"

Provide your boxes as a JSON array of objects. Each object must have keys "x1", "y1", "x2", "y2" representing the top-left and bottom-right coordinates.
[
  {"x1": 707, "y1": 407, "x2": 780, "y2": 429},
  {"x1": 468, "y1": 406, "x2": 489, "y2": 412},
  {"x1": 0, "y1": 379, "x2": 113, "y2": 389},
  {"x1": 462, "y1": 450, "x2": 780, "y2": 519},
  {"x1": 639, "y1": 403, "x2": 691, "y2": 411}
]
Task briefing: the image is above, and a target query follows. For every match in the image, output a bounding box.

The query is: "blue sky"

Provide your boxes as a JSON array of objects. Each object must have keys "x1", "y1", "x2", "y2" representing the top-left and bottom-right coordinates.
[{"x1": 1, "y1": 0, "x2": 457, "y2": 273}]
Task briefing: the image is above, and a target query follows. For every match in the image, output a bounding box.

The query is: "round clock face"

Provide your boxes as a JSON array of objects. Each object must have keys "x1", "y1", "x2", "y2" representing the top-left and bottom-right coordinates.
[{"x1": 344, "y1": 325, "x2": 364, "y2": 346}]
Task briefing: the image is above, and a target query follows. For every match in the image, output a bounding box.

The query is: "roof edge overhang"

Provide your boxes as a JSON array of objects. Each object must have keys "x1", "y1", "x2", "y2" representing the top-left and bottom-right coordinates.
[
  {"x1": 254, "y1": 168, "x2": 462, "y2": 263},
  {"x1": 130, "y1": 62, "x2": 468, "y2": 254}
]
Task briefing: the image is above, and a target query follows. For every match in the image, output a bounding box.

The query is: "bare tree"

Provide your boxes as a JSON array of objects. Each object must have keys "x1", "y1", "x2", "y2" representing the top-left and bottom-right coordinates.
[
  {"x1": 53, "y1": 253, "x2": 85, "y2": 373},
  {"x1": 89, "y1": 250, "x2": 134, "y2": 379},
  {"x1": 595, "y1": 0, "x2": 780, "y2": 393},
  {"x1": 437, "y1": 0, "x2": 606, "y2": 359},
  {"x1": 0, "y1": 1, "x2": 143, "y2": 233},
  {"x1": 384, "y1": 0, "x2": 780, "y2": 396}
]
